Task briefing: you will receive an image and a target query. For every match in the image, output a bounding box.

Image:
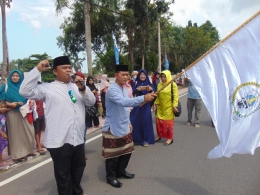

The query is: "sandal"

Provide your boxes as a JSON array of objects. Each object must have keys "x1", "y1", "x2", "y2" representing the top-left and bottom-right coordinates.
[
  {"x1": 155, "y1": 137, "x2": 161, "y2": 142},
  {"x1": 37, "y1": 149, "x2": 46, "y2": 155},
  {"x1": 14, "y1": 157, "x2": 26, "y2": 162},
  {"x1": 41, "y1": 145, "x2": 46, "y2": 148},
  {"x1": 0, "y1": 162, "x2": 9, "y2": 169},
  {"x1": 27, "y1": 153, "x2": 37, "y2": 157}
]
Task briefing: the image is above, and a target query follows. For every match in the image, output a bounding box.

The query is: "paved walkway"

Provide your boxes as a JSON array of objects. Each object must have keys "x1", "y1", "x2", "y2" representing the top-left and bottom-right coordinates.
[{"x1": 1, "y1": 87, "x2": 187, "y2": 172}]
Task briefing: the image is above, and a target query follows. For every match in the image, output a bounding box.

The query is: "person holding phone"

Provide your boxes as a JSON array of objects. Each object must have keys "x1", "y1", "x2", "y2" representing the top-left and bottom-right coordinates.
[{"x1": 19, "y1": 56, "x2": 95, "y2": 195}]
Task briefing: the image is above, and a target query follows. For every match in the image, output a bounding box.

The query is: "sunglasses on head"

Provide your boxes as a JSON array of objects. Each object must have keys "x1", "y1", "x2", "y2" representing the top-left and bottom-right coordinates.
[{"x1": 68, "y1": 90, "x2": 77, "y2": 103}]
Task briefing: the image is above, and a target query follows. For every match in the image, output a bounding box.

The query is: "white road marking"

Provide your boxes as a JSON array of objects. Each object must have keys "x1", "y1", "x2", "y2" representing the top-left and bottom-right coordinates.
[
  {"x1": 0, "y1": 92, "x2": 188, "y2": 187},
  {"x1": 0, "y1": 134, "x2": 102, "y2": 187}
]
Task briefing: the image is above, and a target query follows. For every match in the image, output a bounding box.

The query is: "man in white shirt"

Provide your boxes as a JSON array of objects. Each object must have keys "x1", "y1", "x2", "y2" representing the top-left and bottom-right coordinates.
[{"x1": 19, "y1": 56, "x2": 95, "y2": 195}]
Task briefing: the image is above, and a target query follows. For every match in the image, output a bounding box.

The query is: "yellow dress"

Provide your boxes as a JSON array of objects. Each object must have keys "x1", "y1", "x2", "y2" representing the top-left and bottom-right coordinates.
[{"x1": 154, "y1": 70, "x2": 179, "y2": 120}]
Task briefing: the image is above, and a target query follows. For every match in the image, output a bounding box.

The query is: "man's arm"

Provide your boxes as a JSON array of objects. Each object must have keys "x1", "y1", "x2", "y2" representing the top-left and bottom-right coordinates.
[
  {"x1": 107, "y1": 87, "x2": 156, "y2": 107},
  {"x1": 78, "y1": 86, "x2": 96, "y2": 107},
  {"x1": 19, "y1": 60, "x2": 50, "y2": 100}
]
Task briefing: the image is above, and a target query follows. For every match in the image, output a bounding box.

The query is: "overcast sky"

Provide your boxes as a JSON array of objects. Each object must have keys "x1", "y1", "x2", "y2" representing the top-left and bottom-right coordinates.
[{"x1": 0, "y1": 0, "x2": 260, "y2": 72}]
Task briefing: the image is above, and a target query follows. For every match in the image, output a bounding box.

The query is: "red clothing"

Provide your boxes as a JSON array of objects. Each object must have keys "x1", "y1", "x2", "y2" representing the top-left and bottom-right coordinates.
[
  {"x1": 35, "y1": 100, "x2": 44, "y2": 117},
  {"x1": 156, "y1": 118, "x2": 174, "y2": 139},
  {"x1": 27, "y1": 113, "x2": 33, "y2": 124}
]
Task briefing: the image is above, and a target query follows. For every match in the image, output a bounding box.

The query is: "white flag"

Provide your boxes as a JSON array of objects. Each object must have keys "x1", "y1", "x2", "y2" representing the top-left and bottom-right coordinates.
[{"x1": 186, "y1": 11, "x2": 260, "y2": 159}]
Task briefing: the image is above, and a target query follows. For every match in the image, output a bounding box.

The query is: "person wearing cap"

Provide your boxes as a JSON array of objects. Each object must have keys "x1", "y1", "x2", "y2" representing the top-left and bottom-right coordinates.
[
  {"x1": 102, "y1": 64, "x2": 157, "y2": 188},
  {"x1": 19, "y1": 56, "x2": 95, "y2": 195}
]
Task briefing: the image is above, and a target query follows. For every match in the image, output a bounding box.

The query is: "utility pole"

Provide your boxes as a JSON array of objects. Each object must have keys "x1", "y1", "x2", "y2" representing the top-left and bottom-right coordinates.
[
  {"x1": 158, "y1": 17, "x2": 161, "y2": 72},
  {"x1": 0, "y1": 0, "x2": 9, "y2": 84}
]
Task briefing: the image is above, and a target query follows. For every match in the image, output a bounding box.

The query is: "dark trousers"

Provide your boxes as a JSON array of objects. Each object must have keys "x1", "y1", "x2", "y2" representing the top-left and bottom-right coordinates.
[
  {"x1": 47, "y1": 143, "x2": 86, "y2": 195},
  {"x1": 86, "y1": 116, "x2": 100, "y2": 127},
  {"x1": 86, "y1": 102, "x2": 100, "y2": 127},
  {"x1": 105, "y1": 153, "x2": 131, "y2": 180},
  {"x1": 101, "y1": 92, "x2": 106, "y2": 117}
]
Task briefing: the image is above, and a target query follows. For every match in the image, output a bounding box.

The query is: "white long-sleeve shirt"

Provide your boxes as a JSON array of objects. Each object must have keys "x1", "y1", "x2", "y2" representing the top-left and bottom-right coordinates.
[{"x1": 19, "y1": 67, "x2": 95, "y2": 148}]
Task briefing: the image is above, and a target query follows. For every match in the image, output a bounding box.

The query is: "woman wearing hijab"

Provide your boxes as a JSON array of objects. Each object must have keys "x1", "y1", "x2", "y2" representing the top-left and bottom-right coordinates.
[
  {"x1": 0, "y1": 70, "x2": 35, "y2": 161},
  {"x1": 130, "y1": 69, "x2": 155, "y2": 147},
  {"x1": 100, "y1": 74, "x2": 110, "y2": 117},
  {"x1": 86, "y1": 76, "x2": 100, "y2": 128},
  {"x1": 153, "y1": 70, "x2": 179, "y2": 146},
  {"x1": 152, "y1": 71, "x2": 161, "y2": 91}
]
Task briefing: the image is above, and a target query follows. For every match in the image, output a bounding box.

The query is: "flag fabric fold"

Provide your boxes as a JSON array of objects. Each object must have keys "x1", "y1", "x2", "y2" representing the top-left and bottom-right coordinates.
[
  {"x1": 165, "y1": 53, "x2": 169, "y2": 70},
  {"x1": 186, "y1": 12, "x2": 260, "y2": 159},
  {"x1": 112, "y1": 33, "x2": 119, "y2": 65}
]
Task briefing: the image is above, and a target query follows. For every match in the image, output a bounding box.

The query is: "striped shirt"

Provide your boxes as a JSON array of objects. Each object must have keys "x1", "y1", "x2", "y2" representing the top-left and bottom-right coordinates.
[{"x1": 19, "y1": 67, "x2": 95, "y2": 148}]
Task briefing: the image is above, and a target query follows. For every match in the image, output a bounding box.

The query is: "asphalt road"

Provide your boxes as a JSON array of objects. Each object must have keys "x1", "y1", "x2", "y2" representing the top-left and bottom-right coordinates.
[{"x1": 1, "y1": 94, "x2": 260, "y2": 195}]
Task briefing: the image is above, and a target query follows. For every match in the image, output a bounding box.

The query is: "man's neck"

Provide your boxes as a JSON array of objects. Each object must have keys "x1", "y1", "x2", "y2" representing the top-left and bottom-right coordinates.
[{"x1": 115, "y1": 80, "x2": 124, "y2": 87}]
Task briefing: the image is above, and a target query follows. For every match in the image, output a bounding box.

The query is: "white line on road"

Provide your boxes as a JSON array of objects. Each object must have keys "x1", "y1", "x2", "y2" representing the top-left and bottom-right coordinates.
[
  {"x1": 0, "y1": 93, "x2": 188, "y2": 187},
  {"x1": 0, "y1": 134, "x2": 102, "y2": 187}
]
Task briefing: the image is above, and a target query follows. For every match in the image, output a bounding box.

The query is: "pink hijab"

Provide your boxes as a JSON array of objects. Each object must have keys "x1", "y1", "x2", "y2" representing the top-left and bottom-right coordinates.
[
  {"x1": 100, "y1": 74, "x2": 109, "y2": 91},
  {"x1": 123, "y1": 80, "x2": 133, "y2": 98}
]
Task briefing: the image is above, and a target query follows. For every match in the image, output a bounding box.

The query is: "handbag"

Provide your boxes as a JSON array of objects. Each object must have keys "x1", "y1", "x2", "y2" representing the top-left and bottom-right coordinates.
[
  {"x1": 85, "y1": 106, "x2": 99, "y2": 118},
  {"x1": 19, "y1": 104, "x2": 28, "y2": 118},
  {"x1": 171, "y1": 83, "x2": 182, "y2": 117}
]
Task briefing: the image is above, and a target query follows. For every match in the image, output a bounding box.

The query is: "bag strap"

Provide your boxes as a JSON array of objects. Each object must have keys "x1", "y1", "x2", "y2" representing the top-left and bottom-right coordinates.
[{"x1": 171, "y1": 83, "x2": 173, "y2": 105}]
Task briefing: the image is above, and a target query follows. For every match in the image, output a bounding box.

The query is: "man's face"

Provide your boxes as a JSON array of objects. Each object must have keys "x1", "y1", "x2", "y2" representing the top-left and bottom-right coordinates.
[
  {"x1": 115, "y1": 71, "x2": 129, "y2": 86},
  {"x1": 53, "y1": 65, "x2": 72, "y2": 83}
]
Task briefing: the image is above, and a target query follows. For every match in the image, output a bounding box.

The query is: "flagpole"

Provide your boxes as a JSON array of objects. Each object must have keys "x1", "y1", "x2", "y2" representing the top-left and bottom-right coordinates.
[
  {"x1": 158, "y1": 18, "x2": 161, "y2": 72},
  {"x1": 140, "y1": 10, "x2": 260, "y2": 107},
  {"x1": 183, "y1": 10, "x2": 260, "y2": 74}
]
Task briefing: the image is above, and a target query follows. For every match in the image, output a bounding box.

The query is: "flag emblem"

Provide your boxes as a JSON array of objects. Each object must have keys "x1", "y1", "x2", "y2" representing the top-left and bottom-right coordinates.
[{"x1": 232, "y1": 82, "x2": 260, "y2": 121}]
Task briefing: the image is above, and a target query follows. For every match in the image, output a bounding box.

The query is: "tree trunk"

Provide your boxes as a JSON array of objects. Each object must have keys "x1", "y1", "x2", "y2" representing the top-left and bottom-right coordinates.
[
  {"x1": 141, "y1": 37, "x2": 146, "y2": 69},
  {"x1": 84, "y1": 1, "x2": 92, "y2": 76},
  {"x1": 0, "y1": 0, "x2": 9, "y2": 84},
  {"x1": 128, "y1": 27, "x2": 134, "y2": 71}
]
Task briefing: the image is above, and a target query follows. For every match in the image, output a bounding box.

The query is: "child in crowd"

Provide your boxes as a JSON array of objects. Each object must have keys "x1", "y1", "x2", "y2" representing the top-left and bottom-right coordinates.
[{"x1": 0, "y1": 101, "x2": 19, "y2": 169}]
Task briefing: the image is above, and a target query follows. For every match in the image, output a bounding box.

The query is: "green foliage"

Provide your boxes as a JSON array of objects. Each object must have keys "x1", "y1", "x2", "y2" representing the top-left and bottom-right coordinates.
[
  {"x1": 9, "y1": 53, "x2": 56, "y2": 82},
  {"x1": 96, "y1": 50, "x2": 131, "y2": 77},
  {"x1": 57, "y1": 1, "x2": 121, "y2": 58},
  {"x1": 199, "y1": 20, "x2": 220, "y2": 44},
  {"x1": 125, "y1": 0, "x2": 174, "y2": 68},
  {"x1": 134, "y1": 51, "x2": 158, "y2": 72},
  {"x1": 54, "y1": 0, "x2": 219, "y2": 75}
]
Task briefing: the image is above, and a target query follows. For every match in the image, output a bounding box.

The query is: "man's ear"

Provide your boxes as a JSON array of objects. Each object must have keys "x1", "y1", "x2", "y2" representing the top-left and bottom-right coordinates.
[{"x1": 53, "y1": 69, "x2": 57, "y2": 76}]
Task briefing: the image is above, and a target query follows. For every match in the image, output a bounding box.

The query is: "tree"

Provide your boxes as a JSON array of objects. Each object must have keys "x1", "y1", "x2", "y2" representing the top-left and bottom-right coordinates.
[
  {"x1": 54, "y1": 0, "x2": 93, "y2": 76},
  {"x1": 54, "y1": 0, "x2": 120, "y2": 76},
  {"x1": 9, "y1": 53, "x2": 56, "y2": 82},
  {"x1": 97, "y1": 50, "x2": 131, "y2": 77},
  {"x1": 0, "y1": 0, "x2": 12, "y2": 84},
  {"x1": 199, "y1": 20, "x2": 220, "y2": 44},
  {"x1": 125, "y1": 0, "x2": 174, "y2": 69}
]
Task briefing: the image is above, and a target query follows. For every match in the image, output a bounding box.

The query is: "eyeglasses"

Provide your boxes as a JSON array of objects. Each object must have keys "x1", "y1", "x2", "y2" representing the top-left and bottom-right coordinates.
[{"x1": 68, "y1": 90, "x2": 77, "y2": 103}]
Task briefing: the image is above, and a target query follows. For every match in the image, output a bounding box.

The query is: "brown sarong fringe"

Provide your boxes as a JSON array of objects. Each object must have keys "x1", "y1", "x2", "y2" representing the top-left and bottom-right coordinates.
[{"x1": 102, "y1": 130, "x2": 135, "y2": 159}]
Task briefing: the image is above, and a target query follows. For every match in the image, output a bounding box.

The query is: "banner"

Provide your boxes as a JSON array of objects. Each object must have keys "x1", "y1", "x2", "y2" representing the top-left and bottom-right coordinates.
[
  {"x1": 112, "y1": 33, "x2": 119, "y2": 65},
  {"x1": 186, "y1": 11, "x2": 260, "y2": 159},
  {"x1": 165, "y1": 53, "x2": 169, "y2": 70}
]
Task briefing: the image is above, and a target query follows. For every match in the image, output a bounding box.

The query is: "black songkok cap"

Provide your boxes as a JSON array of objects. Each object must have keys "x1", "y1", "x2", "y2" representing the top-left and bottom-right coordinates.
[
  {"x1": 53, "y1": 56, "x2": 71, "y2": 68},
  {"x1": 115, "y1": 64, "x2": 128, "y2": 72}
]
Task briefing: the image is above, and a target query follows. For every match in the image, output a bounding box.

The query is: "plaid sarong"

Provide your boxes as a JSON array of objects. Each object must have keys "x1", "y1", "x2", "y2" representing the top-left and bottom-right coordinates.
[{"x1": 102, "y1": 130, "x2": 135, "y2": 159}]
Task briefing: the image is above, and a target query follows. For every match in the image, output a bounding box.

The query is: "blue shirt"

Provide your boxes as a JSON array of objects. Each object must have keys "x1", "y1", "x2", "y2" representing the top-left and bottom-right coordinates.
[
  {"x1": 102, "y1": 82, "x2": 144, "y2": 137},
  {"x1": 187, "y1": 80, "x2": 201, "y2": 99}
]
